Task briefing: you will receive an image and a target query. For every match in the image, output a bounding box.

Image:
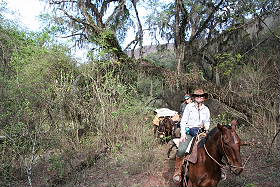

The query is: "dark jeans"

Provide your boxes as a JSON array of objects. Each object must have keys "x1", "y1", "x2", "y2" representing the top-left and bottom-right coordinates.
[
  {"x1": 188, "y1": 127, "x2": 200, "y2": 136},
  {"x1": 177, "y1": 127, "x2": 200, "y2": 157}
]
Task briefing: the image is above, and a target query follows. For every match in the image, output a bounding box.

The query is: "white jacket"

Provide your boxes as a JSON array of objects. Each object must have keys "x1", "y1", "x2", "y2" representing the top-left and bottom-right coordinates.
[{"x1": 180, "y1": 102, "x2": 210, "y2": 135}]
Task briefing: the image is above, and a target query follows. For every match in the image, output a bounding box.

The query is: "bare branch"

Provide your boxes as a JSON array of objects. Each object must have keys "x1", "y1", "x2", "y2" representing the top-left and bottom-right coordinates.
[
  {"x1": 132, "y1": 0, "x2": 144, "y2": 59},
  {"x1": 105, "y1": 0, "x2": 127, "y2": 28},
  {"x1": 100, "y1": 0, "x2": 119, "y2": 17},
  {"x1": 59, "y1": 8, "x2": 100, "y2": 33},
  {"x1": 50, "y1": 0, "x2": 77, "y2": 4},
  {"x1": 77, "y1": 2, "x2": 104, "y2": 31},
  {"x1": 84, "y1": 0, "x2": 104, "y2": 27},
  {"x1": 189, "y1": 0, "x2": 224, "y2": 44},
  {"x1": 124, "y1": 39, "x2": 138, "y2": 51},
  {"x1": 61, "y1": 32, "x2": 88, "y2": 40},
  {"x1": 268, "y1": 129, "x2": 280, "y2": 155}
]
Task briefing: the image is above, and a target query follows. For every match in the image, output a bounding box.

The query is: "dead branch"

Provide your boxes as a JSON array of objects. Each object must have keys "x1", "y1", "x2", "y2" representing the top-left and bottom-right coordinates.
[{"x1": 268, "y1": 128, "x2": 280, "y2": 155}]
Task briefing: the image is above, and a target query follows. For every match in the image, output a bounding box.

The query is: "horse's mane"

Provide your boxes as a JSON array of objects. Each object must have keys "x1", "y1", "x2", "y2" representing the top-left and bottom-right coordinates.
[
  {"x1": 207, "y1": 127, "x2": 219, "y2": 137},
  {"x1": 198, "y1": 125, "x2": 232, "y2": 147}
]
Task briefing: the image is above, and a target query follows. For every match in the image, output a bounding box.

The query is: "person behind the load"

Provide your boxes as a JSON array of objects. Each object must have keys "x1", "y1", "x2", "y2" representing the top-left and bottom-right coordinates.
[
  {"x1": 179, "y1": 94, "x2": 192, "y2": 115},
  {"x1": 173, "y1": 88, "x2": 210, "y2": 183},
  {"x1": 174, "y1": 94, "x2": 192, "y2": 135}
]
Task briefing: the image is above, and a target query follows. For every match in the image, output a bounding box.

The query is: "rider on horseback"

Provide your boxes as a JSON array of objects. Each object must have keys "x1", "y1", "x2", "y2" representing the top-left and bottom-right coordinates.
[
  {"x1": 173, "y1": 88, "x2": 210, "y2": 183},
  {"x1": 180, "y1": 94, "x2": 192, "y2": 115}
]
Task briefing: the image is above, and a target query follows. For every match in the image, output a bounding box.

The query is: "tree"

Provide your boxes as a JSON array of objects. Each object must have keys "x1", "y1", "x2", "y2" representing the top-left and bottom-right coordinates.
[
  {"x1": 146, "y1": 0, "x2": 280, "y2": 83},
  {"x1": 46, "y1": 0, "x2": 141, "y2": 62}
]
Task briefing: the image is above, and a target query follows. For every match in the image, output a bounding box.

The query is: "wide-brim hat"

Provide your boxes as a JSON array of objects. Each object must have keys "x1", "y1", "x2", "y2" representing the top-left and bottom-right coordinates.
[{"x1": 192, "y1": 89, "x2": 208, "y2": 99}]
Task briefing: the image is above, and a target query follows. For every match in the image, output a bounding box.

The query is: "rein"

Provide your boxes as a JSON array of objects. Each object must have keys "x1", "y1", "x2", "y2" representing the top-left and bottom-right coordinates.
[
  {"x1": 204, "y1": 134, "x2": 249, "y2": 171},
  {"x1": 204, "y1": 143, "x2": 226, "y2": 168}
]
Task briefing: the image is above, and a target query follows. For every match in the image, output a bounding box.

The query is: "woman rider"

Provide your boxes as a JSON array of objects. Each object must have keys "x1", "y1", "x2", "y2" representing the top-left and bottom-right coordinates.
[{"x1": 173, "y1": 88, "x2": 210, "y2": 183}]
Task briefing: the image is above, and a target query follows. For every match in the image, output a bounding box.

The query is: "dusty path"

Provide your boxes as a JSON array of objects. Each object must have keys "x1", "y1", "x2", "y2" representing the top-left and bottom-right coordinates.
[
  {"x1": 64, "y1": 142, "x2": 280, "y2": 187},
  {"x1": 73, "y1": 143, "x2": 178, "y2": 187}
]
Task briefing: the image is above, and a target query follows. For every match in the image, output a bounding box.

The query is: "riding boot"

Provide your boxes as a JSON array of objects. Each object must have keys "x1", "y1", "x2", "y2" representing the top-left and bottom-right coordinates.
[{"x1": 173, "y1": 156, "x2": 184, "y2": 183}]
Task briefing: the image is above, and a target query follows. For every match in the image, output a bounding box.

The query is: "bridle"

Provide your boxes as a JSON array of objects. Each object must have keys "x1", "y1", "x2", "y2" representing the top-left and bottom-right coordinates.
[
  {"x1": 204, "y1": 134, "x2": 250, "y2": 172},
  {"x1": 157, "y1": 129, "x2": 165, "y2": 136},
  {"x1": 157, "y1": 122, "x2": 165, "y2": 134},
  {"x1": 220, "y1": 135, "x2": 246, "y2": 170},
  {"x1": 157, "y1": 117, "x2": 173, "y2": 137}
]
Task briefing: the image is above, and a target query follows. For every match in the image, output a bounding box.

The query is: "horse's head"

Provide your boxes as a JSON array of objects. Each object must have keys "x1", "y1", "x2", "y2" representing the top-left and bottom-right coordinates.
[
  {"x1": 217, "y1": 120, "x2": 243, "y2": 175},
  {"x1": 158, "y1": 120, "x2": 166, "y2": 139},
  {"x1": 163, "y1": 117, "x2": 174, "y2": 128},
  {"x1": 158, "y1": 117, "x2": 175, "y2": 139}
]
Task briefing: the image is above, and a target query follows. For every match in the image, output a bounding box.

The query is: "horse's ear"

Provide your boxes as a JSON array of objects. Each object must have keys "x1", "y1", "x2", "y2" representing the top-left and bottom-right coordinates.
[
  {"x1": 217, "y1": 123, "x2": 223, "y2": 130},
  {"x1": 240, "y1": 140, "x2": 246, "y2": 146},
  {"x1": 240, "y1": 140, "x2": 251, "y2": 146},
  {"x1": 231, "y1": 120, "x2": 238, "y2": 130}
]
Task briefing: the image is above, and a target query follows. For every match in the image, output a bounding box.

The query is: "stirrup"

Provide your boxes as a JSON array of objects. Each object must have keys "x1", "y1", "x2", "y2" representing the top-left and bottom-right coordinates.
[
  {"x1": 173, "y1": 174, "x2": 181, "y2": 183},
  {"x1": 221, "y1": 171, "x2": 227, "y2": 181}
]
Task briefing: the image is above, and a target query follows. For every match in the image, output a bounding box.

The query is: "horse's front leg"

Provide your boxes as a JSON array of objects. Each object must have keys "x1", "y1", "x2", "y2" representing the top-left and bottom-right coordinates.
[
  {"x1": 198, "y1": 178, "x2": 218, "y2": 187},
  {"x1": 153, "y1": 125, "x2": 158, "y2": 137},
  {"x1": 187, "y1": 179, "x2": 193, "y2": 187},
  {"x1": 167, "y1": 141, "x2": 175, "y2": 158},
  {"x1": 189, "y1": 172, "x2": 218, "y2": 187}
]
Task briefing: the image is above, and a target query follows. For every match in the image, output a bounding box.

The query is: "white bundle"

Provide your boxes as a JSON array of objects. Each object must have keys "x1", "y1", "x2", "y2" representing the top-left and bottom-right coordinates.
[{"x1": 154, "y1": 108, "x2": 178, "y2": 117}]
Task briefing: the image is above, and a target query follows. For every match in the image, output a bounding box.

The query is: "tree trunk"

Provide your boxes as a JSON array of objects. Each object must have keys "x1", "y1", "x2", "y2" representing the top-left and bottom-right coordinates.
[
  {"x1": 215, "y1": 68, "x2": 221, "y2": 87},
  {"x1": 132, "y1": 0, "x2": 144, "y2": 60},
  {"x1": 175, "y1": 0, "x2": 188, "y2": 89}
]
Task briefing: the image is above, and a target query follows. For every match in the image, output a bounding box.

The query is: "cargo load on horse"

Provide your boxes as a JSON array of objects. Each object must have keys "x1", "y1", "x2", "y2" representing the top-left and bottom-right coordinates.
[{"x1": 152, "y1": 108, "x2": 180, "y2": 143}]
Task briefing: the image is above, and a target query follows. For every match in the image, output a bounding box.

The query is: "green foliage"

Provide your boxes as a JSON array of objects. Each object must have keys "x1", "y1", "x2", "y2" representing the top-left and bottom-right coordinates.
[
  {"x1": 136, "y1": 76, "x2": 164, "y2": 96},
  {"x1": 212, "y1": 112, "x2": 233, "y2": 126},
  {"x1": 245, "y1": 184, "x2": 257, "y2": 187},
  {"x1": 0, "y1": 22, "x2": 78, "y2": 185},
  {"x1": 5, "y1": 42, "x2": 77, "y2": 132},
  {"x1": 145, "y1": 49, "x2": 177, "y2": 70},
  {"x1": 215, "y1": 53, "x2": 243, "y2": 77},
  {"x1": 97, "y1": 29, "x2": 120, "y2": 54},
  {"x1": 48, "y1": 153, "x2": 66, "y2": 178}
]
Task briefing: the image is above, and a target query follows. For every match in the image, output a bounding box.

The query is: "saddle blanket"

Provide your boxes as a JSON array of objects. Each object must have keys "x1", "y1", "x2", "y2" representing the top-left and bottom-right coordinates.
[{"x1": 172, "y1": 137, "x2": 194, "y2": 154}]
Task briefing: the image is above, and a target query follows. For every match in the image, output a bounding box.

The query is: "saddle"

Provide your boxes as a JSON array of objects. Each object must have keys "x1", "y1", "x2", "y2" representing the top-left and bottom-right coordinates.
[
  {"x1": 171, "y1": 132, "x2": 207, "y2": 163},
  {"x1": 181, "y1": 133, "x2": 207, "y2": 184},
  {"x1": 185, "y1": 132, "x2": 207, "y2": 164}
]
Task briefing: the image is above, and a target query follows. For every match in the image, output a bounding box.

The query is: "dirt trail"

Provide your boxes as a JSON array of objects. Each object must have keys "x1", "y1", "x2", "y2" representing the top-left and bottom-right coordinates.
[
  {"x1": 71, "y1": 143, "x2": 177, "y2": 187},
  {"x1": 24, "y1": 143, "x2": 278, "y2": 187},
  {"x1": 79, "y1": 142, "x2": 280, "y2": 187}
]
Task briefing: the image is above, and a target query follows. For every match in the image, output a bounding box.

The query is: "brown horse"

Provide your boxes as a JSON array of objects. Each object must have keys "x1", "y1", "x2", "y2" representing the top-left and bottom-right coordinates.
[
  {"x1": 158, "y1": 117, "x2": 175, "y2": 143},
  {"x1": 182, "y1": 120, "x2": 244, "y2": 187}
]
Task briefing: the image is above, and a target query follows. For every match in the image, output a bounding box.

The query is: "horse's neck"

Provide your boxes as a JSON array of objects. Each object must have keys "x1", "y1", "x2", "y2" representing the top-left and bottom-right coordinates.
[{"x1": 205, "y1": 131, "x2": 223, "y2": 161}]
